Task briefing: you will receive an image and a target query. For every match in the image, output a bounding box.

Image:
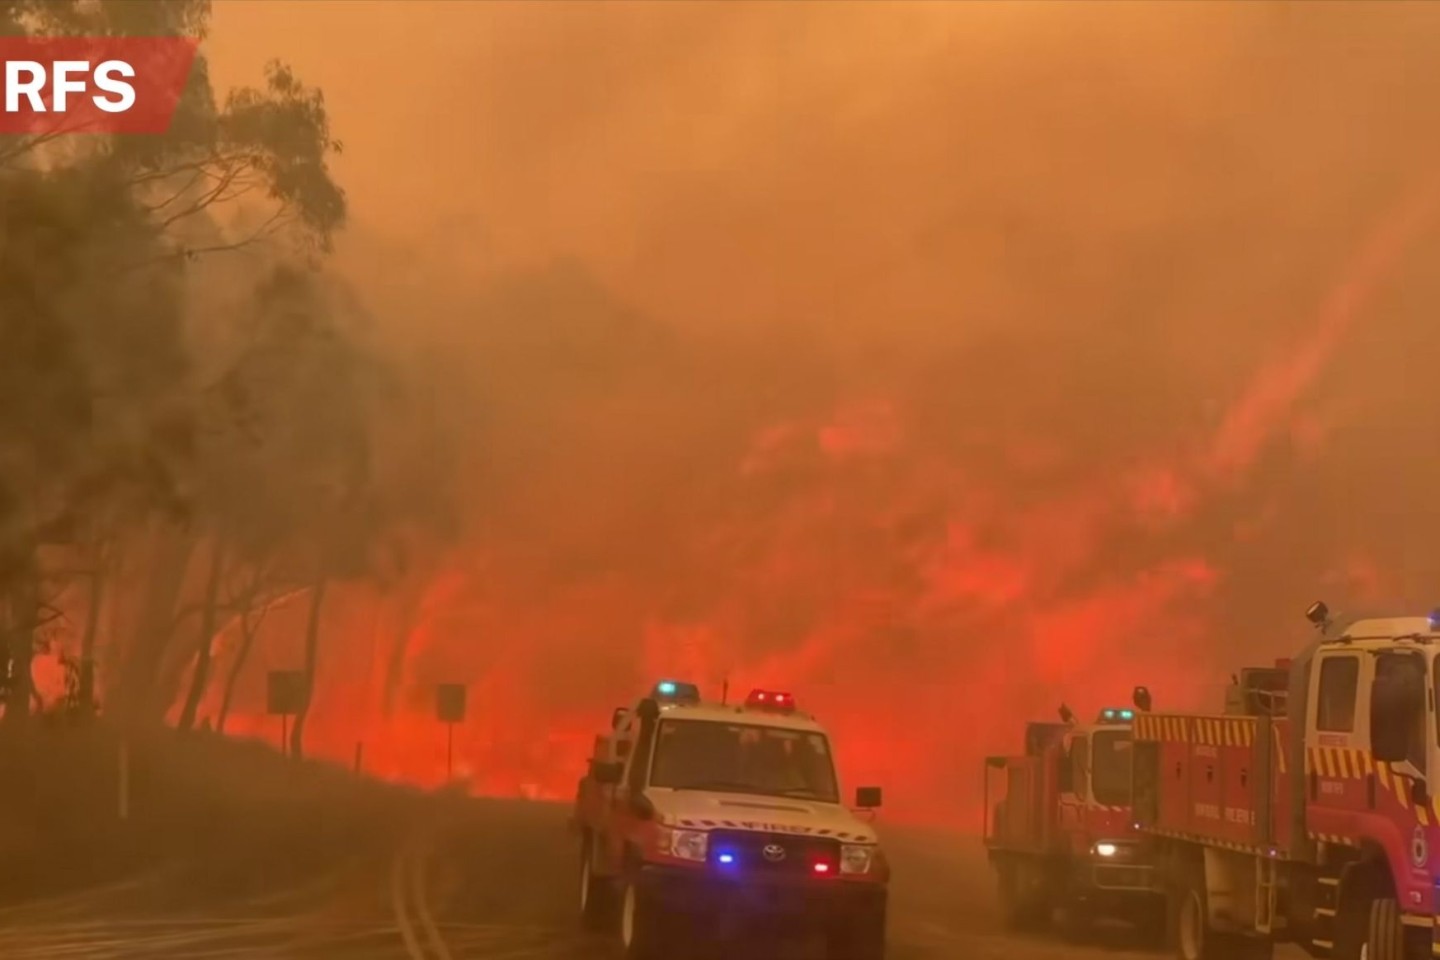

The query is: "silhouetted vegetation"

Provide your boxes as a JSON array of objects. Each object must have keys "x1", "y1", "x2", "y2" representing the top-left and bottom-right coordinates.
[{"x1": 0, "y1": 0, "x2": 457, "y2": 758}]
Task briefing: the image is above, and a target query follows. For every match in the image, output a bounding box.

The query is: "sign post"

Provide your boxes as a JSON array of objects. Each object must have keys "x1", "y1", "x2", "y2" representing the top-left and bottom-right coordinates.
[
  {"x1": 435, "y1": 683, "x2": 467, "y2": 781},
  {"x1": 266, "y1": 670, "x2": 306, "y2": 758},
  {"x1": 117, "y1": 740, "x2": 129, "y2": 821}
]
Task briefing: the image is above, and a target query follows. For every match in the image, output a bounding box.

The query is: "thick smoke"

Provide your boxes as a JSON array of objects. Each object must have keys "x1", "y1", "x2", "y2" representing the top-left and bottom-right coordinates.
[{"x1": 196, "y1": 3, "x2": 1440, "y2": 821}]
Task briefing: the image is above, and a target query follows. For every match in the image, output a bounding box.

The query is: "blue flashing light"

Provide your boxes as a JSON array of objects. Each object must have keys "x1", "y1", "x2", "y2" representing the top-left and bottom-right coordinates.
[
  {"x1": 1429, "y1": 609, "x2": 1440, "y2": 632},
  {"x1": 652, "y1": 679, "x2": 701, "y2": 704},
  {"x1": 718, "y1": 853, "x2": 736, "y2": 865},
  {"x1": 1099, "y1": 707, "x2": 1136, "y2": 724}
]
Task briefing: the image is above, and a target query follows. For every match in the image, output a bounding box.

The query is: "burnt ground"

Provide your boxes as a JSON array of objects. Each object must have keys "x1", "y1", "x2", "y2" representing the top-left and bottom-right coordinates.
[{"x1": 0, "y1": 728, "x2": 1304, "y2": 959}]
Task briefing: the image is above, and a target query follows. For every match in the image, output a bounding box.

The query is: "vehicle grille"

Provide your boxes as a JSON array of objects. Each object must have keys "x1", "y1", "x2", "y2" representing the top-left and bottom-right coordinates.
[
  {"x1": 1093, "y1": 864, "x2": 1156, "y2": 890},
  {"x1": 708, "y1": 830, "x2": 841, "y2": 875}
]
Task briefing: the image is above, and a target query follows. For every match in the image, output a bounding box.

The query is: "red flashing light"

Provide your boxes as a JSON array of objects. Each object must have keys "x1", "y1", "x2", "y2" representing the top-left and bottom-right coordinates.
[
  {"x1": 745, "y1": 689, "x2": 796, "y2": 712},
  {"x1": 812, "y1": 862, "x2": 832, "y2": 875}
]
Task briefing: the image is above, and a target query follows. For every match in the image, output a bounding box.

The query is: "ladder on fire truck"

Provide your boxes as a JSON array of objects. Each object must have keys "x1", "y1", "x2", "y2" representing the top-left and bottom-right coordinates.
[
  {"x1": 1246, "y1": 682, "x2": 1287, "y2": 939},
  {"x1": 1255, "y1": 855, "x2": 1279, "y2": 935}
]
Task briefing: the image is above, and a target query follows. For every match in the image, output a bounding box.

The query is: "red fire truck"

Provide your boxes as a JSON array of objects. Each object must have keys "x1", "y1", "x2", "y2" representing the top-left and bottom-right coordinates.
[
  {"x1": 573, "y1": 680, "x2": 889, "y2": 960},
  {"x1": 1131, "y1": 602, "x2": 1440, "y2": 960},
  {"x1": 983, "y1": 703, "x2": 1165, "y2": 942}
]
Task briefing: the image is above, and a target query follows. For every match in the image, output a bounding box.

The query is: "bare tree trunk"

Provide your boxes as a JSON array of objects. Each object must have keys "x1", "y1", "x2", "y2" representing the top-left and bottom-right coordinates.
[
  {"x1": 288, "y1": 573, "x2": 328, "y2": 760},
  {"x1": 78, "y1": 548, "x2": 105, "y2": 716},
  {"x1": 381, "y1": 583, "x2": 424, "y2": 717},
  {"x1": 216, "y1": 607, "x2": 258, "y2": 735},
  {"x1": 117, "y1": 524, "x2": 198, "y2": 723},
  {"x1": 176, "y1": 540, "x2": 226, "y2": 732},
  {"x1": 3, "y1": 549, "x2": 38, "y2": 729}
]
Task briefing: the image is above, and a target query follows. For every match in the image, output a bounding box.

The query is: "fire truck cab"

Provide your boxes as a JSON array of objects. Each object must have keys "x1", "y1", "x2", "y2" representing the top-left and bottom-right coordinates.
[
  {"x1": 573, "y1": 681, "x2": 889, "y2": 960},
  {"x1": 984, "y1": 703, "x2": 1164, "y2": 941}
]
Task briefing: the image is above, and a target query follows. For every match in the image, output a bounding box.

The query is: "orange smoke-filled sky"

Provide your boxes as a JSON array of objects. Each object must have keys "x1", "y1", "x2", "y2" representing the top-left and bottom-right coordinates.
[{"x1": 193, "y1": 2, "x2": 1440, "y2": 821}]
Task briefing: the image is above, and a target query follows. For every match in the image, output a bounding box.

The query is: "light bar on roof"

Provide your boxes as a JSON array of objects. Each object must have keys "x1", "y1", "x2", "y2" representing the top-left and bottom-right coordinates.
[
  {"x1": 745, "y1": 689, "x2": 796, "y2": 713},
  {"x1": 652, "y1": 680, "x2": 701, "y2": 704}
]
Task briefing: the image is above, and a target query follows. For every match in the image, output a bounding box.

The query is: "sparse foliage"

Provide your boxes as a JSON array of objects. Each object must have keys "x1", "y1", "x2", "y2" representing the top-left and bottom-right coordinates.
[{"x1": 0, "y1": 0, "x2": 456, "y2": 742}]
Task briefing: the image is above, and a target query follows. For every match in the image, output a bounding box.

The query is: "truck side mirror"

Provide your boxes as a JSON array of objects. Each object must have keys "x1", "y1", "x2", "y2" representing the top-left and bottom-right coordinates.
[
  {"x1": 592, "y1": 761, "x2": 623, "y2": 785},
  {"x1": 855, "y1": 786, "x2": 882, "y2": 809},
  {"x1": 628, "y1": 792, "x2": 654, "y2": 820}
]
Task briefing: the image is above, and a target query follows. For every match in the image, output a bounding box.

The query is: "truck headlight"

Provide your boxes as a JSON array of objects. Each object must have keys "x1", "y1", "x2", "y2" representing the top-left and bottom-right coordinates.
[
  {"x1": 664, "y1": 828, "x2": 708, "y2": 862},
  {"x1": 840, "y1": 844, "x2": 875, "y2": 875}
]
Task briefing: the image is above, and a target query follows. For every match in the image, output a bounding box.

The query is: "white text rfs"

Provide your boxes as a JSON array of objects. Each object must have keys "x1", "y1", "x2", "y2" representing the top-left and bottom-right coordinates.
[{"x1": 3, "y1": 60, "x2": 137, "y2": 113}]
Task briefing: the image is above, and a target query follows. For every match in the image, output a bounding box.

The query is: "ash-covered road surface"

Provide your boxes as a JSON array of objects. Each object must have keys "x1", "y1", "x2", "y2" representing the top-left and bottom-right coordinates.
[{"x1": 0, "y1": 798, "x2": 1308, "y2": 959}]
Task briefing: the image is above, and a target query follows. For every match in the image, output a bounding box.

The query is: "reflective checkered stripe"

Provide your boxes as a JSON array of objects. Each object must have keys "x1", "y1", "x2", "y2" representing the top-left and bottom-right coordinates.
[
  {"x1": 1134, "y1": 713, "x2": 1288, "y2": 772},
  {"x1": 1135, "y1": 714, "x2": 1252, "y2": 745},
  {"x1": 1304, "y1": 747, "x2": 1435, "y2": 827}
]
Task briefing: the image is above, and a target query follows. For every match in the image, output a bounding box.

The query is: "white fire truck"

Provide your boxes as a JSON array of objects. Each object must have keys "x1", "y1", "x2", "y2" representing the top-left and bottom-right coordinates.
[{"x1": 572, "y1": 681, "x2": 889, "y2": 959}]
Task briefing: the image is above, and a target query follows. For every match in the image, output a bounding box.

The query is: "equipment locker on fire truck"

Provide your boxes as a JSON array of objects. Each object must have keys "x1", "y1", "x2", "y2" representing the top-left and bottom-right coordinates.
[{"x1": 572, "y1": 681, "x2": 889, "y2": 960}]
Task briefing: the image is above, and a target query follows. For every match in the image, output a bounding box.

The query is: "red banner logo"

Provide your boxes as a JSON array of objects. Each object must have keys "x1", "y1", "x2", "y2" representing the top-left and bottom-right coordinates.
[{"x1": 0, "y1": 37, "x2": 198, "y2": 135}]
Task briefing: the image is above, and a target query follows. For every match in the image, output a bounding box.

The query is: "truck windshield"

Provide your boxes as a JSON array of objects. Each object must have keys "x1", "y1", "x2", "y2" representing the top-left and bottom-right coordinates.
[
  {"x1": 648, "y1": 719, "x2": 841, "y2": 803},
  {"x1": 1090, "y1": 730, "x2": 1133, "y2": 807}
]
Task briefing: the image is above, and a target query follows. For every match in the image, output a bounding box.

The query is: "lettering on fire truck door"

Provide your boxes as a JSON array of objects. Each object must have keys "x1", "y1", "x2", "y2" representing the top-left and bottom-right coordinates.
[{"x1": 1306, "y1": 650, "x2": 1369, "y2": 841}]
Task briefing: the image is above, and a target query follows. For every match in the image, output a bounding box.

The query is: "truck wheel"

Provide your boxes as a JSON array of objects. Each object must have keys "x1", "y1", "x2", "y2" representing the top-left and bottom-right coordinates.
[
  {"x1": 996, "y1": 860, "x2": 1046, "y2": 931},
  {"x1": 1056, "y1": 902, "x2": 1093, "y2": 944},
  {"x1": 1363, "y1": 897, "x2": 1404, "y2": 960},
  {"x1": 827, "y1": 898, "x2": 886, "y2": 960},
  {"x1": 578, "y1": 834, "x2": 614, "y2": 931},
  {"x1": 1135, "y1": 902, "x2": 1168, "y2": 948},
  {"x1": 1174, "y1": 870, "x2": 1273, "y2": 960},
  {"x1": 619, "y1": 875, "x2": 662, "y2": 960}
]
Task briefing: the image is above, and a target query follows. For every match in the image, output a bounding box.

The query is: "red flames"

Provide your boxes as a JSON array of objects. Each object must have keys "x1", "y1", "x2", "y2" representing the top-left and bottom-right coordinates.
[{"x1": 36, "y1": 175, "x2": 1440, "y2": 828}]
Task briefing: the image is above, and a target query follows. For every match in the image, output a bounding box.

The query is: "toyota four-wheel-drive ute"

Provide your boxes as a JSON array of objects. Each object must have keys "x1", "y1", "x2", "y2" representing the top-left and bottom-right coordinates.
[{"x1": 572, "y1": 681, "x2": 889, "y2": 960}]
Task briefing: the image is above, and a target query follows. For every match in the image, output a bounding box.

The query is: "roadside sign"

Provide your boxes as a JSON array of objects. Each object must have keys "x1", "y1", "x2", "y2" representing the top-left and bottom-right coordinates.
[
  {"x1": 267, "y1": 670, "x2": 307, "y2": 757},
  {"x1": 267, "y1": 670, "x2": 307, "y2": 716},
  {"x1": 436, "y1": 683, "x2": 466, "y2": 724}
]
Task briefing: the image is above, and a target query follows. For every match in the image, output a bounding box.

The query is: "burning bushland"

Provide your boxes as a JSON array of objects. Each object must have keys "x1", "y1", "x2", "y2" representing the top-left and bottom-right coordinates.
[{"x1": 10, "y1": 2, "x2": 1440, "y2": 826}]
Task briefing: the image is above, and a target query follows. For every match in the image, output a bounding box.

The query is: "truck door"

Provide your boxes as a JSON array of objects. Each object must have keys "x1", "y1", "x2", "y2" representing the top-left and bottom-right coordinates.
[
  {"x1": 1306, "y1": 649, "x2": 1369, "y2": 843},
  {"x1": 601, "y1": 715, "x2": 645, "y2": 870},
  {"x1": 1058, "y1": 734, "x2": 1089, "y2": 853}
]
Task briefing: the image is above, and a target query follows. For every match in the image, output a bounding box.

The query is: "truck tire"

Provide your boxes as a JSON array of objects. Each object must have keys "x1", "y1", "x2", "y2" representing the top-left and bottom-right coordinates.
[
  {"x1": 1364, "y1": 897, "x2": 1404, "y2": 960},
  {"x1": 827, "y1": 898, "x2": 887, "y2": 960},
  {"x1": 578, "y1": 833, "x2": 614, "y2": 931},
  {"x1": 1174, "y1": 869, "x2": 1273, "y2": 960},
  {"x1": 619, "y1": 874, "x2": 662, "y2": 960},
  {"x1": 996, "y1": 859, "x2": 1048, "y2": 931},
  {"x1": 1055, "y1": 902, "x2": 1093, "y2": 944},
  {"x1": 1136, "y1": 902, "x2": 1169, "y2": 949}
]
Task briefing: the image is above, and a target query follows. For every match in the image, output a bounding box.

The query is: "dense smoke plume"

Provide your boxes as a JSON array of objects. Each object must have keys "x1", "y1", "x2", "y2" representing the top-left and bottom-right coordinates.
[{"x1": 167, "y1": 2, "x2": 1440, "y2": 821}]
